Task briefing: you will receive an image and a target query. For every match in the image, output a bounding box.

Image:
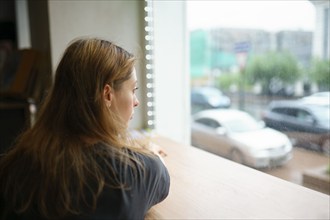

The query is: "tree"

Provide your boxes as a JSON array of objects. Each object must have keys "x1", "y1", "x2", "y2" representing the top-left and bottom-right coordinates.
[
  {"x1": 308, "y1": 58, "x2": 330, "y2": 91},
  {"x1": 245, "y1": 51, "x2": 300, "y2": 95}
]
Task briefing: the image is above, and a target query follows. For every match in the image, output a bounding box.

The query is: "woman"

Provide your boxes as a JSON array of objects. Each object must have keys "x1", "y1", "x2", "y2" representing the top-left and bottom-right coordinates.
[{"x1": 0, "y1": 38, "x2": 170, "y2": 219}]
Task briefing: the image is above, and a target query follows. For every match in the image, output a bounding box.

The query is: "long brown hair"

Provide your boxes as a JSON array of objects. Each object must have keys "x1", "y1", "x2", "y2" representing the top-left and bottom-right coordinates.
[{"x1": 0, "y1": 38, "x2": 146, "y2": 218}]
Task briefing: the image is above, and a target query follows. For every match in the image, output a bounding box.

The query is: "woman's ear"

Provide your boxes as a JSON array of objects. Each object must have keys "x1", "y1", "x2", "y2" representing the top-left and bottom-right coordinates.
[{"x1": 103, "y1": 84, "x2": 113, "y2": 107}]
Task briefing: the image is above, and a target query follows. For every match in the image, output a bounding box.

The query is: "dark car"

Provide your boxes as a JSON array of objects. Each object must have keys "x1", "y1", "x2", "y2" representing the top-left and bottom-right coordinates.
[
  {"x1": 262, "y1": 99, "x2": 330, "y2": 155},
  {"x1": 191, "y1": 87, "x2": 231, "y2": 113}
]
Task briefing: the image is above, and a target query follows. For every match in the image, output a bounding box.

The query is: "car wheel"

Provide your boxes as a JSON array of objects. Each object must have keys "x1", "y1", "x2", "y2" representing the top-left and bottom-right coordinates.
[
  {"x1": 289, "y1": 137, "x2": 298, "y2": 146},
  {"x1": 230, "y1": 148, "x2": 245, "y2": 165},
  {"x1": 321, "y1": 139, "x2": 330, "y2": 156}
]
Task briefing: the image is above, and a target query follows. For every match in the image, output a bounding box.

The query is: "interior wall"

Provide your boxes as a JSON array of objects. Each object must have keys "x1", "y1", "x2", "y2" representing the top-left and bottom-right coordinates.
[{"x1": 47, "y1": 0, "x2": 146, "y2": 129}]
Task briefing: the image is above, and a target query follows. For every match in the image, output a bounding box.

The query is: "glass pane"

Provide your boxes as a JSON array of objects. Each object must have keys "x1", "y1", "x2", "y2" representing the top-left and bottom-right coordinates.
[{"x1": 188, "y1": 0, "x2": 330, "y2": 192}]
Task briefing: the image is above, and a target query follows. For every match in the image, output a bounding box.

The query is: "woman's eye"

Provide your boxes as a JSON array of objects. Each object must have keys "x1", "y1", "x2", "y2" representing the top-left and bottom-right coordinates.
[{"x1": 133, "y1": 87, "x2": 139, "y2": 93}]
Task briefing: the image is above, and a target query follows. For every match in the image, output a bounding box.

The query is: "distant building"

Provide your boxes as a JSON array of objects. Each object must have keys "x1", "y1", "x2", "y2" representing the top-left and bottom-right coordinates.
[
  {"x1": 209, "y1": 28, "x2": 272, "y2": 72},
  {"x1": 210, "y1": 28, "x2": 272, "y2": 55},
  {"x1": 205, "y1": 28, "x2": 312, "y2": 71},
  {"x1": 276, "y1": 31, "x2": 313, "y2": 68},
  {"x1": 310, "y1": 0, "x2": 330, "y2": 59}
]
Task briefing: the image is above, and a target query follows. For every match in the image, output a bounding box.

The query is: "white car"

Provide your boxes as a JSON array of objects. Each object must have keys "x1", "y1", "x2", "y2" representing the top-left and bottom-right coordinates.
[
  {"x1": 191, "y1": 109, "x2": 293, "y2": 168},
  {"x1": 301, "y1": 91, "x2": 330, "y2": 105}
]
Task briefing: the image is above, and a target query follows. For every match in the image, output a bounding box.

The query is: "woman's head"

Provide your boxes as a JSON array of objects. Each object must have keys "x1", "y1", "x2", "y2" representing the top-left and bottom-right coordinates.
[{"x1": 39, "y1": 37, "x2": 138, "y2": 145}]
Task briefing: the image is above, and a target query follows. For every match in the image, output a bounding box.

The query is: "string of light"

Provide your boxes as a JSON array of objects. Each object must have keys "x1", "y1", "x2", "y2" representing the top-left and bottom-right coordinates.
[{"x1": 144, "y1": 0, "x2": 155, "y2": 129}]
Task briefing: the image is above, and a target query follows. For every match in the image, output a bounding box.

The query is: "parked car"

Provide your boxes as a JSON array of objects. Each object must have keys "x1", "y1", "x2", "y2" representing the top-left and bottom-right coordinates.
[
  {"x1": 191, "y1": 109, "x2": 292, "y2": 168},
  {"x1": 301, "y1": 91, "x2": 330, "y2": 105},
  {"x1": 191, "y1": 87, "x2": 231, "y2": 111},
  {"x1": 262, "y1": 99, "x2": 330, "y2": 155}
]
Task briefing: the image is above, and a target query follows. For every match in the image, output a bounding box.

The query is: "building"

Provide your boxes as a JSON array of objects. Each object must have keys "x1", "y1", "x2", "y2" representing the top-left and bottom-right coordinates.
[
  {"x1": 276, "y1": 30, "x2": 313, "y2": 68},
  {"x1": 193, "y1": 28, "x2": 313, "y2": 73},
  {"x1": 310, "y1": 0, "x2": 330, "y2": 59}
]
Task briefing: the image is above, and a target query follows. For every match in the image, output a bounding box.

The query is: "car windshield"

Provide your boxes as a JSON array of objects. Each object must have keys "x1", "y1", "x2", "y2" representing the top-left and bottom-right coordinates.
[
  {"x1": 222, "y1": 114, "x2": 262, "y2": 133},
  {"x1": 311, "y1": 105, "x2": 330, "y2": 128}
]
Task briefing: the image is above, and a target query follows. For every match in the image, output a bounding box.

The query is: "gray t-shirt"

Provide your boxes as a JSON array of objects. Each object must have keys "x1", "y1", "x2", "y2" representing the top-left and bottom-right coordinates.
[
  {"x1": 1, "y1": 147, "x2": 170, "y2": 220},
  {"x1": 78, "y1": 148, "x2": 170, "y2": 220}
]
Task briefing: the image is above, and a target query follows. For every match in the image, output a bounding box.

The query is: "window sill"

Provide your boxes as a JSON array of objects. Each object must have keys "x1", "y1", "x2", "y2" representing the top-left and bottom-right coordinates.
[{"x1": 150, "y1": 135, "x2": 329, "y2": 219}]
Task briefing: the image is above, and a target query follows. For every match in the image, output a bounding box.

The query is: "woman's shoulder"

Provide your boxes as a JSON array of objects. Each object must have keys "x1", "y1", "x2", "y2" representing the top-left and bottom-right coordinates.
[
  {"x1": 127, "y1": 148, "x2": 167, "y2": 174},
  {"x1": 94, "y1": 143, "x2": 167, "y2": 177},
  {"x1": 126, "y1": 148, "x2": 170, "y2": 208},
  {"x1": 94, "y1": 144, "x2": 170, "y2": 216},
  {"x1": 94, "y1": 142, "x2": 170, "y2": 187}
]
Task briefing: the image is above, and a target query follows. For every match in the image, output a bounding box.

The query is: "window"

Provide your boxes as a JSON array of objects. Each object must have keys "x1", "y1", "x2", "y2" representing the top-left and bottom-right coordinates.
[
  {"x1": 296, "y1": 110, "x2": 314, "y2": 123},
  {"x1": 284, "y1": 108, "x2": 298, "y2": 118},
  {"x1": 187, "y1": 0, "x2": 329, "y2": 186},
  {"x1": 272, "y1": 107, "x2": 289, "y2": 116}
]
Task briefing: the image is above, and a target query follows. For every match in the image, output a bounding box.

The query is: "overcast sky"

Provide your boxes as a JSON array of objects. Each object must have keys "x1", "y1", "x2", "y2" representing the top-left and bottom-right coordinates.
[{"x1": 187, "y1": 0, "x2": 316, "y2": 32}]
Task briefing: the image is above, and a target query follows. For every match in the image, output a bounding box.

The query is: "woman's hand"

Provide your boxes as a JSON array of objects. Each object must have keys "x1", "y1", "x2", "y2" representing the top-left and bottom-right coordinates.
[{"x1": 149, "y1": 142, "x2": 167, "y2": 165}]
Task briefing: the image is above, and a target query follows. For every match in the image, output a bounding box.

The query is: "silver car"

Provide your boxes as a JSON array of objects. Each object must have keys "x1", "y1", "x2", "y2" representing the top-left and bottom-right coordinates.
[{"x1": 191, "y1": 109, "x2": 293, "y2": 168}]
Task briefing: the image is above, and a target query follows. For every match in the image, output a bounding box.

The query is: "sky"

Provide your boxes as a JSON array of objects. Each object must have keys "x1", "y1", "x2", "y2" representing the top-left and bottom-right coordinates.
[{"x1": 187, "y1": 0, "x2": 316, "y2": 32}]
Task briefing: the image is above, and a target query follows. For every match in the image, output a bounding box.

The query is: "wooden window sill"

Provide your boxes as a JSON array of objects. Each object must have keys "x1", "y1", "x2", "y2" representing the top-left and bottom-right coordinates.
[{"x1": 149, "y1": 135, "x2": 329, "y2": 219}]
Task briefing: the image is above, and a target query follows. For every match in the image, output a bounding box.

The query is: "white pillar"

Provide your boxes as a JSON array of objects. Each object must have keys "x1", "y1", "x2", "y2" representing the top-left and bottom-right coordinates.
[{"x1": 153, "y1": 1, "x2": 190, "y2": 144}]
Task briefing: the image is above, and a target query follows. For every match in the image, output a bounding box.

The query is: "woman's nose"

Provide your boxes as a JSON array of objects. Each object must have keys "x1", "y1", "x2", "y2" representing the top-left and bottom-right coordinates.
[{"x1": 134, "y1": 97, "x2": 139, "y2": 107}]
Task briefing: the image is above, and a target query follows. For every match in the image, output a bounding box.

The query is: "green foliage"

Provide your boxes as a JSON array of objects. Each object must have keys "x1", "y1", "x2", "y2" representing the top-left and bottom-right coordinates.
[
  {"x1": 217, "y1": 73, "x2": 241, "y2": 92},
  {"x1": 308, "y1": 58, "x2": 330, "y2": 90},
  {"x1": 245, "y1": 51, "x2": 300, "y2": 92}
]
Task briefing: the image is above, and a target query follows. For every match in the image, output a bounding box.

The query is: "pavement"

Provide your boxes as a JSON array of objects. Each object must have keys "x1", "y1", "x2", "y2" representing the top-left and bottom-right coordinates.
[{"x1": 260, "y1": 147, "x2": 329, "y2": 193}]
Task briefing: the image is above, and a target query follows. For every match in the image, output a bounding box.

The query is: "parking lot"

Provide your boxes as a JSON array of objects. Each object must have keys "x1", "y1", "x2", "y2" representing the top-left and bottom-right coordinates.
[
  {"x1": 261, "y1": 147, "x2": 329, "y2": 192},
  {"x1": 192, "y1": 92, "x2": 329, "y2": 194}
]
